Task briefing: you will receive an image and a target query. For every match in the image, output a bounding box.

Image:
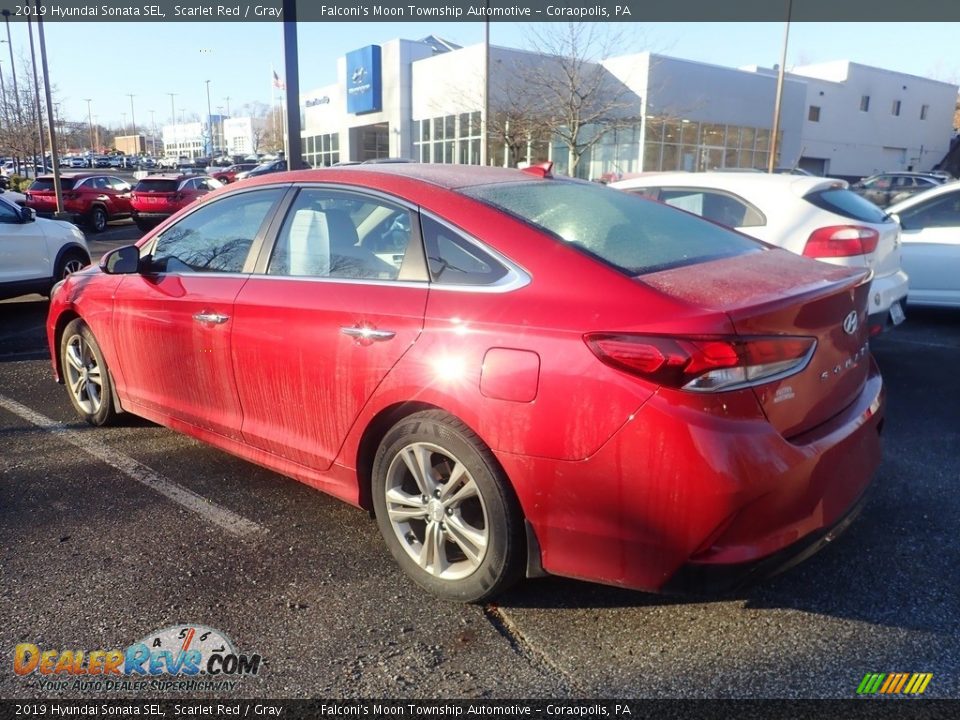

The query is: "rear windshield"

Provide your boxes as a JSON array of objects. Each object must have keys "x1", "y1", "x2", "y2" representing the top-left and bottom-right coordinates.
[
  {"x1": 805, "y1": 188, "x2": 890, "y2": 223},
  {"x1": 29, "y1": 178, "x2": 75, "y2": 191},
  {"x1": 135, "y1": 180, "x2": 179, "y2": 193},
  {"x1": 463, "y1": 180, "x2": 762, "y2": 275}
]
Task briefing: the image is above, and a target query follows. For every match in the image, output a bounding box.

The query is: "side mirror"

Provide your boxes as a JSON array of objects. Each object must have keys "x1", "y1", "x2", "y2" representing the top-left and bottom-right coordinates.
[
  {"x1": 100, "y1": 245, "x2": 140, "y2": 275},
  {"x1": 19, "y1": 206, "x2": 35, "y2": 223}
]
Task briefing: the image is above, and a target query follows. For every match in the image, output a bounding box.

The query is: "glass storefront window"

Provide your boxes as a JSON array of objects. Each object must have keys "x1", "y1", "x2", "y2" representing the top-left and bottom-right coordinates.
[
  {"x1": 644, "y1": 117, "x2": 663, "y2": 143},
  {"x1": 433, "y1": 117, "x2": 443, "y2": 140},
  {"x1": 663, "y1": 120, "x2": 681, "y2": 144},
  {"x1": 702, "y1": 124, "x2": 725, "y2": 147},
  {"x1": 643, "y1": 142, "x2": 661, "y2": 170},
  {"x1": 740, "y1": 127, "x2": 755, "y2": 149},
  {"x1": 755, "y1": 128, "x2": 770, "y2": 152},
  {"x1": 661, "y1": 144, "x2": 679, "y2": 171},
  {"x1": 739, "y1": 149, "x2": 754, "y2": 167},
  {"x1": 681, "y1": 121, "x2": 699, "y2": 145},
  {"x1": 724, "y1": 147, "x2": 739, "y2": 169},
  {"x1": 445, "y1": 115, "x2": 455, "y2": 140},
  {"x1": 420, "y1": 120, "x2": 430, "y2": 142}
]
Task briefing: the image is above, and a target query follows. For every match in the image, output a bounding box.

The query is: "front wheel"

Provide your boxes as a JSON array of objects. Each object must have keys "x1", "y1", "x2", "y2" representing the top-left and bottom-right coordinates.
[
  {"x1": 60, "y1": 319, "x2": 118, "y2": 426},
  {"x1": 372, "y1": 411, "x2": 525, "y2": 602}
]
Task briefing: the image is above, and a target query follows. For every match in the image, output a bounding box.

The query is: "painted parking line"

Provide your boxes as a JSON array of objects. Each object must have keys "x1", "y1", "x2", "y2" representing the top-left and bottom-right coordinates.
[{"x1": 0, "y1": 393, "x2": 265, "y2": 538}]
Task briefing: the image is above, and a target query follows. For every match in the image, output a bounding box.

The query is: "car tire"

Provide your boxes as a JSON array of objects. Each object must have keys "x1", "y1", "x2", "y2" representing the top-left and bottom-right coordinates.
[
  {"x1": 88, "y1": 206, "x2": 108, "y2": 233},
  {"x1": 60, "y1": 318, "x2": 117, "y2": 427},
  {"x1": 372, "y1": 410, "x2": 525, "y2": 602},
  {"x1": 55, "y1": 249, "x2": 90, "y2": 281},
  {"x1": 134, "y1": 218, "x2": 156, "y2": 232}
]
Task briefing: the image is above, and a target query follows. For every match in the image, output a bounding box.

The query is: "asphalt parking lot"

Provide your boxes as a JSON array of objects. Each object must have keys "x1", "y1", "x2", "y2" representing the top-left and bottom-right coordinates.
[{"x1": 0, "y1": 233, "x2": 957, "y2": 700}]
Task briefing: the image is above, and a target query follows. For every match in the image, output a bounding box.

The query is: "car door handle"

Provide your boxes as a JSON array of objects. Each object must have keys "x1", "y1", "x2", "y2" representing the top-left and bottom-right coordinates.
[
  {"x1": 340, "y1": 326, "x2": 396, "y2": 342},
  {"x1": 193, "y1": 312, "x2": 230, "y2": 324}
]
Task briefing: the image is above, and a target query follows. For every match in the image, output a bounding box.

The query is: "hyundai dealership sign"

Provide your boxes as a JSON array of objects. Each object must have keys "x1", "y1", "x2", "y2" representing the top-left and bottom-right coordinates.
[{"x1": 346, "y1": 45, "x2": 382, "y2": 114}]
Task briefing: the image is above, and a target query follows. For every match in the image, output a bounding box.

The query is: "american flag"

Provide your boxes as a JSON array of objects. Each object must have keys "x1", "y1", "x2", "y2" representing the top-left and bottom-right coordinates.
[{"x1": 272, "y1": 70, "x2": 286, "y2": 90}]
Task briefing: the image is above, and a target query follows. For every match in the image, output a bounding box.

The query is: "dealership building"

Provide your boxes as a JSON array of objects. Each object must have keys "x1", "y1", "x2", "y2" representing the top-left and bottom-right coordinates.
[{"x1": 298, "y1": 35, "x2": 958, "y2": 181}]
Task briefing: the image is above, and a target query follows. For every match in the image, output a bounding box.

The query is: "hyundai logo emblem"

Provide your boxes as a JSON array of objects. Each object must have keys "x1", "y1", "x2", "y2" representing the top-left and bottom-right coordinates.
[{"x1": 842, "y1": 310, "x2": 859, "y2": 335}]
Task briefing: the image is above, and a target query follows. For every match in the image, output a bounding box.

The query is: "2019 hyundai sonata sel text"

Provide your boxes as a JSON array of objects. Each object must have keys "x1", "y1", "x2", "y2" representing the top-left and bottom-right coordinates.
[{"x1": 46, "y1": 164, "x2": 884, "y2": 602}]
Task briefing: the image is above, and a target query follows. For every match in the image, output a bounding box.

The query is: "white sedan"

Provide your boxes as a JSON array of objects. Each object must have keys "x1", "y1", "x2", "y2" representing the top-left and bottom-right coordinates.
[
  {"x1": 611, "y1": 172, "x2": 909, "y2": 333},
  {"x1": 886, "y1": 181, "x2": 960, "y2": 308}
]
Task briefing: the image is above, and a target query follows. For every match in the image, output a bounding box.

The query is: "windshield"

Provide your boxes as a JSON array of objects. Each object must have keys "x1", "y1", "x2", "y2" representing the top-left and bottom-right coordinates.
[{"x1": 463, "y1": 180, "x2": 762, "y2": 275}]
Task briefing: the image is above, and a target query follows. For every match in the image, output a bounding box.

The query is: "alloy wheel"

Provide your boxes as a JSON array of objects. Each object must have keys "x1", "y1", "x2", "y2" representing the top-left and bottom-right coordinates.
[
  {"x1": 63, "y1": 334, "x2": 103, "y2": 415},
  {"x1": 384, "y1": 441, "x2": 489, "y2": 581}
]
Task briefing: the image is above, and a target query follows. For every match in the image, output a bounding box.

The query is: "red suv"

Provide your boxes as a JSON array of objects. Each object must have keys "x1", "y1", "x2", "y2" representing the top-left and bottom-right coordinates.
[
  {"x1": 130, "y1": 174, "x2": 223, "y2": 230},
  {"x1": 210, "y1": 163, "x2": 257, "y2": 184},
  {"x1": 26, "y1": 173, "x2": 134, "y2": 233}
]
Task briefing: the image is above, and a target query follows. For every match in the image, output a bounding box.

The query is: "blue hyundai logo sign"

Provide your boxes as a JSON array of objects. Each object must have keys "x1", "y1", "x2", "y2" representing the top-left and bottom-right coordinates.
[{"x1": 346, "y1": 45, "x2": 382, "y2": 115}]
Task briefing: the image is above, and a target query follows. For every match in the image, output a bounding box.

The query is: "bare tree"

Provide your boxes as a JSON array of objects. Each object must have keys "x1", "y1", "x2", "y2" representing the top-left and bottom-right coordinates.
[{"x1": 520, "y1": 23, "x2": 641, "y2": 177}]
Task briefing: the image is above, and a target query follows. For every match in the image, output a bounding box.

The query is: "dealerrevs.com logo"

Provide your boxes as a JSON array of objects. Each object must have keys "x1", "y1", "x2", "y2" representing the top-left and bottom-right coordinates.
[{"x1": 13, "y1": 624, "x2": 262, "y2": 693}]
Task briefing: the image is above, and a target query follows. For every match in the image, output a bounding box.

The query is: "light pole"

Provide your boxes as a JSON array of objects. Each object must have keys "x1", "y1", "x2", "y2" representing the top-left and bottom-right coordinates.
[
  {"x1": 27, "y1": 5, "x2": 45, "y2": 174},
  {"x1": 768, "y1": 0, "x2": 793, "y2": 173},
  {"x1": 127, "y1": 93, "x2": 136, "y2": 148},
  {"x1": 83, "y1": 98, "x2": 93, "y2": 160},
  {"x1": 205, "y1": 79, "x2": 213, "y2": 157},
  {"x1": 37, "y1": 3, "x2": 65, "y2": 216},
  {"x1": 2, "y1": 11, "x2": 19, "y2": 173},
  {"x1": 121, "y1": 112, "x2": 126, "y2": 135},
  {"x1": 149, "y1": 109, "x2": 156, "y2": 155},
  {"x1": 167, "y1": 92, "x2": 177, "y2": 125},
  {"x1": 217, "y1": 105, "x2": 223, "y2": 157}
]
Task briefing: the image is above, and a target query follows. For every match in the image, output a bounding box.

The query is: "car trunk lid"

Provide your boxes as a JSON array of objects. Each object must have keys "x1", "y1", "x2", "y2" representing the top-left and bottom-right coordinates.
[{"x1": 640, "y1": 248, "x2": 872, "y2": 438}]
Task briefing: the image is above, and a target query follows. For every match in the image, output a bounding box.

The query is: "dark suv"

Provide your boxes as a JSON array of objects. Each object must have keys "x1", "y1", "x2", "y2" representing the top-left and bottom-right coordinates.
[
  {"x1": 850, "y1": 172, "x2": 944, "y2": 208},
  {"x1": 25, "y1": 173, "x2": 133, "y2": 232}
]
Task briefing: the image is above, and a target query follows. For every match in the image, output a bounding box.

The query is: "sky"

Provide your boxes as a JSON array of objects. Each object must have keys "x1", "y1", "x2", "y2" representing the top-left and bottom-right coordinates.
[{"x1": 22, "y1": 21, "x2": 960, "y2": 132}]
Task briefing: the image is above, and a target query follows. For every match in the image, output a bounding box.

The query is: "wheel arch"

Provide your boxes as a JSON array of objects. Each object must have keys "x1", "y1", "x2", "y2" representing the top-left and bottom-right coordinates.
[
  {"x1": 355, "y1": 402, "x2": 543, "y2": 579},
  {"x1": 52, "y1": 242, "x2": 92, "y2": 276},
  {"x1": 55, "y1": 313, "x2": 124, "y2": 415}
]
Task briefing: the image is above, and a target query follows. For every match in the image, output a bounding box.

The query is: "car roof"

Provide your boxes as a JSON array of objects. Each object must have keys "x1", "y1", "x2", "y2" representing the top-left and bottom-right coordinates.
[
  {"x1": 610, "y1": 171, "x2": 846, "y2": 196},
  {"x1": 38, "y1": 172, "x2": 102, "y2": 180},
  {"x1": 886, "y1": 178, "x2": 960, "y2": 212},
  {"x1": 292, "y1": 163, "x2": 551, "y2": 189}
]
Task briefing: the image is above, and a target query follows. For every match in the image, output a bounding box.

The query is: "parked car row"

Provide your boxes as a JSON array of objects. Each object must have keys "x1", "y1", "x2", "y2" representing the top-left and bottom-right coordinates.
[{"x1": 24, "y1": 172, "x2": 221, "y2": 233}]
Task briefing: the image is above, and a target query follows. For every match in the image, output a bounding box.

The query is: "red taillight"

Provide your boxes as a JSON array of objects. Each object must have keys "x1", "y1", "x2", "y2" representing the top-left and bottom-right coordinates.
[
  {"x1": 803, "y1": 226, "x2": 879, "y2": 258},
  {"x1": 584, "y1": 334, "x2": 817, "y2": 392}
]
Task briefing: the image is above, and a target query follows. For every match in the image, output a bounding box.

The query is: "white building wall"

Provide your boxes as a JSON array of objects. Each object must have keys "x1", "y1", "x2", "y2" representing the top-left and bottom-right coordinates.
[
  {"x1": 788, "y1": 61, "x2": 957, "y2": 178},
  {"x1": 302, "y1": 38, "x2": 436, "y2": 162},
  {"x1": 642, "y1": 54, "x2": 806, "y2": 169},
  {"x1": 223, "y1": 117, "x2": 254, "y2": 156}
]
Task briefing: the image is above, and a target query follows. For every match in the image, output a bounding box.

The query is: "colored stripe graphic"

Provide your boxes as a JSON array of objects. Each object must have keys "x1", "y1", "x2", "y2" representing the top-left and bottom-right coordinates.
[{"x1": 857, "y1": 672, "x2": 933, "y2": 695}]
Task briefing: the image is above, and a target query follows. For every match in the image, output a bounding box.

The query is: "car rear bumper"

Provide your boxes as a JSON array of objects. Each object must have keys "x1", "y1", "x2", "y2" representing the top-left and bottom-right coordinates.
[
  {"x1": 497, "y1": 358, "x2": 885, "y2": 594},
  {"x1": 866, "y1": 268, "x2": 909, "y2": 333}
]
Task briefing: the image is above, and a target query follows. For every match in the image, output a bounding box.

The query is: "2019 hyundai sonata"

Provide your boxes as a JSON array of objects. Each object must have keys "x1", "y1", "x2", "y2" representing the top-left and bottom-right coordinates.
[{"x1": 46, "y1": 163, "x2": 884, "y2": 602}]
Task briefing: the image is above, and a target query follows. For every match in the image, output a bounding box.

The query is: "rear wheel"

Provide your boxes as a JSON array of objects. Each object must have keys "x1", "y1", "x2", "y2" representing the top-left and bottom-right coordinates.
[
  {"x1": 134, "y1": 218, "x2": 156, "y2": 232},
  {"x1": 88, "y1": 206, "x2": 108, "y2": 233},
  {"x1": 372, "y1": 411, "x2": 525, "y2": 602},
  {"x1": 60, "y1": 319, "x2": 117, "y2": 426}
]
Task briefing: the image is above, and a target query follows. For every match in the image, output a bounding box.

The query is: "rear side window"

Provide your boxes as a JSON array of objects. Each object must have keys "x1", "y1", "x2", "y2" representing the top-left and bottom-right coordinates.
[
  {"x1": 135, "y1": 180, "x2": 179, "y2": 193},
  {"x1": 464, "y1": 180, "x2": 761, "y2": 276},
  {"x1": 805, "y1": 188, "x2": 889, "y2": 223},
  {"x1": 658, "y1": 188, "x2": 765, "y2": 228},
  {"x1": 421, "y1": 215, "x2": 507, "y2": 285},
  {"x1": 30, "y1": 178, "x2": 75, "y2": 191}
]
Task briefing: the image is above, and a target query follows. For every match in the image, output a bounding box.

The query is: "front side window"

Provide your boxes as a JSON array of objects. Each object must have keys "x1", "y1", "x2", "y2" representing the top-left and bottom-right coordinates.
[
  {"x1": 148, "y1": 188, "x2": 284, "y2": 274},
  {"x1": 464, "y1": 180, "x2": 761, "y2": 276},
  {"x1": 267, "y1": 188, "x2": 412, "y2": 281}
]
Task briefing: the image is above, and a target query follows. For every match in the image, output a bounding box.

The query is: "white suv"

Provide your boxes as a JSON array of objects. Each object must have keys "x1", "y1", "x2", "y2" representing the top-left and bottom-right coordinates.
[
  {"x1": 611, "y1": 172, "x2": 910, "y2": 333},
  {"x1": 0, "y1": 194, "x2": 90, "y2": 301}
]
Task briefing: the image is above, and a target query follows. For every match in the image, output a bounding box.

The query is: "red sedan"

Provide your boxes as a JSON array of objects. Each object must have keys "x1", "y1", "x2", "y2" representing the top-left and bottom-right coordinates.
[
  {"x1": 211, "y1": 163, "x2": 258, "y2": 184},
  {"x1": 130, "y1": 174, "x2": 223, "y2": 231},
  {"x1": 46, "y1": 164, "x2": 884, "y2": 602}
]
